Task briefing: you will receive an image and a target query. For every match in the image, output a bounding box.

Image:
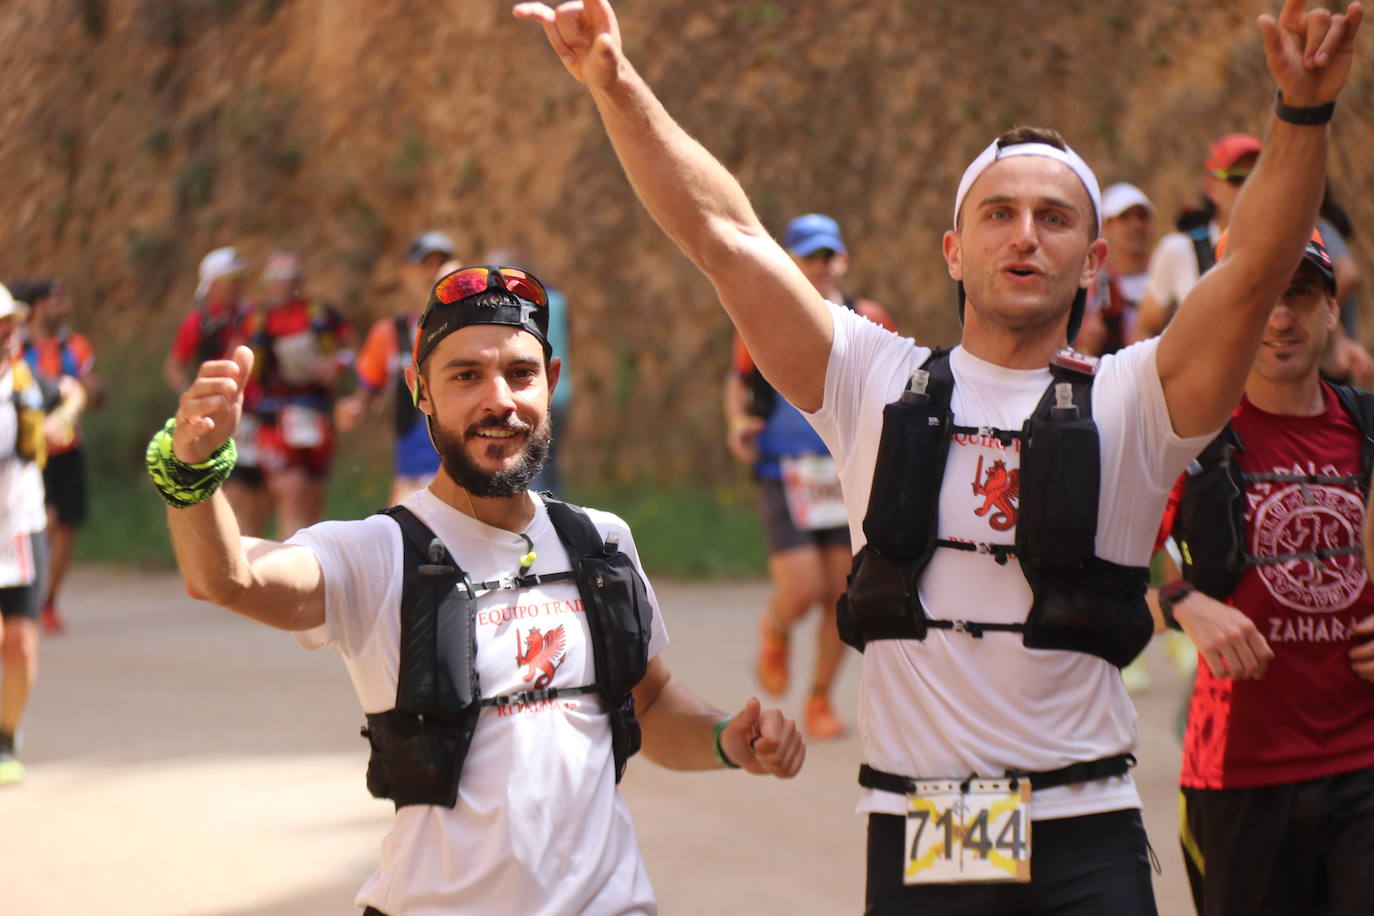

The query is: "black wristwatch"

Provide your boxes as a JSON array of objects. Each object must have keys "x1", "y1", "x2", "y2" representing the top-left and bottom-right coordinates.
[{"x1": 1157, "y1": 581, "x2": 1195, "y2": 632}]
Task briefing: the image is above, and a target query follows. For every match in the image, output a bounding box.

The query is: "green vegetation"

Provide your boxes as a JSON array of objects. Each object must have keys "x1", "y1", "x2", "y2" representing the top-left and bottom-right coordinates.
[
  {"x1": 174, "y1": 155, "x2": 215, "y2": 210},
  {"x1": 78, "y1": 0, "x2": 108, "y2": 38}
]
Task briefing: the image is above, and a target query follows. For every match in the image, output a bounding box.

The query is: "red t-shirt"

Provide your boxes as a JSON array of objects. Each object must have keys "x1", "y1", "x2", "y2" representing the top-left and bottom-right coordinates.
[{"x1": 1180, "y1": 385, "x2": 1374, "y2": 789}]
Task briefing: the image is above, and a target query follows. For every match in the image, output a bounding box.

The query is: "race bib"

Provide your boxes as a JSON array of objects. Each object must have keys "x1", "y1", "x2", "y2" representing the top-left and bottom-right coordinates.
[
  {"x1": 780, "y1": 454, "x2": 847, "y2": 531},
  {"x1": 273, "y1": 331, "x2": 320, "y2": 386},
  {"x1": 903, "y1": 778, "x2": 1032, "y2": 885},
  {"x1": 0, "y1": 532, "x2": 35, "y2": 589},
  {"x1": 281, "y1": 405, "x2": 326, "y2": 449}
]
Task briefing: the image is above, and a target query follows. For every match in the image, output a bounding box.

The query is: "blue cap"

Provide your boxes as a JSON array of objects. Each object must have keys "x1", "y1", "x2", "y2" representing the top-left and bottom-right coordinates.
[{"x1": 782, "y1": 214, "x2": 846, "y2": 257}]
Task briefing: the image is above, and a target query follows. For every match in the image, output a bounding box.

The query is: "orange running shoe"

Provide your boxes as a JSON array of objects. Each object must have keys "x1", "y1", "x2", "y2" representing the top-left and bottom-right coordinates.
[
  {"x1": 805, "y1": 694, "x2": 846, "y2": 740},
  {"x1": 40, "y1": 603, "x2": 66, "y2": 636},
  {"x1": 756, "y1": 621, "x2": 789, "y2": 696}
]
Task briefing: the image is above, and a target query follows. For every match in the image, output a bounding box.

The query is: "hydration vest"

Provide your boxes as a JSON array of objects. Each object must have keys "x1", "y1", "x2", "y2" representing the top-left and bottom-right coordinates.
[
  {"x1": 10, "y1": 360, "x2": 48, "y2": 469},
  {"x1": 360, "y1": 497, "x2": 654, "y2": 810},
  {"x1": 1174, "y1": 384, "x2": 1374, "y2": 601},
  {"x1": 1187, "y1": 223, "x2": 1217, "y2": 277},
  {"x1": 837, "y1": 348, "x2": 1152, "y2": 667},
  {"x1": 392, "y1": 314, "x2": 422, "y2": 437}
]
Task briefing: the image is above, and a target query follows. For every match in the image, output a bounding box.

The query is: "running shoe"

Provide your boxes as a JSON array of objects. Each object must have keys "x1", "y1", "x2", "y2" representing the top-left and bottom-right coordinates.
[
  {"x1": 756, "y1": 620, "x2": 789, "y2": 696},
  {"x1": 804, "y1": 694, "x2": 846, "y2": 740},
  {"x1": 0, "y1": 735, "x2": 23, "y2": 787},
  {"x1": 1121, "y1": 654, "x2": 1151, "y2": 694},
  {"x1": 40, "y1": 603, "x2": 66, "y2": 636}
]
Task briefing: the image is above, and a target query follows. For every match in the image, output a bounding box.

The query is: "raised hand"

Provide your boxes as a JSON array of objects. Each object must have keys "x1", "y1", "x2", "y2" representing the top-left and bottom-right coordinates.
[
  {"x1": 513, "y1": 0, "x2": 623, "y2": 90},
  {"x1": 1260, "y1": 0, "x2": 1363, "y2": 106},
  {"x1": 719, "y1": 696, "x2": 806, "y2": 778},
  {"x1": 172, "y1": 345, "x2": 254, "y2": 465}
]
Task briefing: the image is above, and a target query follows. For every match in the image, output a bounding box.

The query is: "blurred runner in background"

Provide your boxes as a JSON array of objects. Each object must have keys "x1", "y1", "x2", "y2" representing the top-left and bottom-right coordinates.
[
  {"x1": 165, "y1": 247, "x2": 270, "y2": 535},
  {"x1": 0, "y1": 284, "x2": 85, "y2": 785},
  {"x1": 13, "y1": 279, "x2": 97, "y2": 635},
  {"x1": 241, "y1": 251, "x2": 354, "y2": 539},
  {"x1": 339, "y1": 231, "x2": 455, "y2": 504}
]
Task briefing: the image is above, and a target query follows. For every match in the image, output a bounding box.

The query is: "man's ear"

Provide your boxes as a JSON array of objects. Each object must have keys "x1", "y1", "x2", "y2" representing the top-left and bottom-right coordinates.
[
  {"x1": 942, "y1": 230, "x2": 963, "y2": 282},
  {"x1": 546, "y1": 356, "x2": 562, "y2": 404},
  {"x1": 405, "y1": 363, "x2": 431, "y2": 415}
]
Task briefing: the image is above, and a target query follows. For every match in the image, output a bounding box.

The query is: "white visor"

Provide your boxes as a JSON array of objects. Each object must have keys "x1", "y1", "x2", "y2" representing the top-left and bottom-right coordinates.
[{"x1": 952, "y1": 140, "x2": 1102, "y2": 234}]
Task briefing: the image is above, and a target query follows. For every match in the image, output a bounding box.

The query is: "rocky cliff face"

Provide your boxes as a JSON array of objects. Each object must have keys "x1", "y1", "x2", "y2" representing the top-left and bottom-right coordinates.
[{"x1": 3, "y1": 0, "x2": 1372, "y2": 480}]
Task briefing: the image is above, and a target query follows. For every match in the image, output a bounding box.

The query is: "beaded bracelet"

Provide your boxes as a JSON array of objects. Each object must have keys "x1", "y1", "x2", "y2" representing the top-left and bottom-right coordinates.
[{"x1": 145, "y1": 418, "x2": 237, "y2": 508}]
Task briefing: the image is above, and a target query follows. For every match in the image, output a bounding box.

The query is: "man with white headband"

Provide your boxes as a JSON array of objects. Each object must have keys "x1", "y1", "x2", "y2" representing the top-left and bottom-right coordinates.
[{"x1": 518, "y1": 0, "x2": 1362, "y2": 911}]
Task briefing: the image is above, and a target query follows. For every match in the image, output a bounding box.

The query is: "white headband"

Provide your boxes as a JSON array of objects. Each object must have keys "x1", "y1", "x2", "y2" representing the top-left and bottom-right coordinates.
[{"x1": 952, "y1": 140, "x2": 1103, "y2": 233}]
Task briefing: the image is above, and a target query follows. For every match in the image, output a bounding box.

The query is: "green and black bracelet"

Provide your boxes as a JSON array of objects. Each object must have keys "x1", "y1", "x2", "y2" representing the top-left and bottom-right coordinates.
[{"x1": 145, "y1": 418, "x2": 237, "y2": 508}]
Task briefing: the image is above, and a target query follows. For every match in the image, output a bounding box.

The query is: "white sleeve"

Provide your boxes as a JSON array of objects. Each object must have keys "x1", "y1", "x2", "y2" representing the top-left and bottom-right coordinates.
[
  {"x1": 1144, "y1": 233, "x2": 1197, "y2": 311},
  {"x1": 807, "y1": 301, "x2": 929, "y2": 465},
  {"x1": 1094, "y1": 338, "x2": 1221, "y2": 561},
  {"x1": 287, "y1": 516, "x2": 402, "y2": 656}
]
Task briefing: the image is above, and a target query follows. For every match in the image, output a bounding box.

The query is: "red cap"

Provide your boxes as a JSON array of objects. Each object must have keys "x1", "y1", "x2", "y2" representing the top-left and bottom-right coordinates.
[{"x1": 1205, "y1": 134, "x2": 1263, "y2": 175}]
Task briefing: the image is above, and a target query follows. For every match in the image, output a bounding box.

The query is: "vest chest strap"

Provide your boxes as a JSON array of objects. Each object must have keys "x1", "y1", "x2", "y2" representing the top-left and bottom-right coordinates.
[{"x1": 480, "y1": 684, "x2": 599, "y2": 708}]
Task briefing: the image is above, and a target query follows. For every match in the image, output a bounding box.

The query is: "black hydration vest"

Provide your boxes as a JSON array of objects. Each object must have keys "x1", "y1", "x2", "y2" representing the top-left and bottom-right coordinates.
[
  {"x1": 392, "y1": 315, "x2": 422, "y2": 437},
  {"x1": 837, "y1": 348, "x2": 1153, "y2": 667},
  {"x1": 1174, "y1": 384, "x2": 1374, "y2": 601},
  {"x1": 360, "y1": 497, "x2": 655, "y2": 810}
]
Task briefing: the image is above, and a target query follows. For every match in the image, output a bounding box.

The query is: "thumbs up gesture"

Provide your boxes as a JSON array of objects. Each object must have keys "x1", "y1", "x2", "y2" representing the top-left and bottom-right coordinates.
[
  {"x1": 172, "y1": 346, "x2": 255, "y2": 465},
  {"x1": 719, "y1": 696, "x2": 806, "y2": 778}
]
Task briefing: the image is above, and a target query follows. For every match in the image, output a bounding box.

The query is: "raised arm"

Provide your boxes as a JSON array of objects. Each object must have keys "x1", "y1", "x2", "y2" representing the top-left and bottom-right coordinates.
[
  {"x1": 162, "y1": 346, "x2": 325, "y2": 631},
  {"x1": 1157, "y1": 0, "x2": 1362, "y2": 437},
  {"x1": 514, "y1": 0, "x2": 832, "y2": 412}
]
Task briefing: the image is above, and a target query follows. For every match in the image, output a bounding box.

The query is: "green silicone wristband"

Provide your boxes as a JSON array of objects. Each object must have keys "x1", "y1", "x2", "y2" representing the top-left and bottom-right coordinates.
[
  {"x1": 712, "y1": 716, "x2": 740, "y2": 769},
  {"x1": 145, "y1": 418, "x2": 237, "y2": 508}
]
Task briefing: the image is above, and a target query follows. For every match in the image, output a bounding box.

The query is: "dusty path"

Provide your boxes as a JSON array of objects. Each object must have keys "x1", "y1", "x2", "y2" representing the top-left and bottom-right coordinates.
[{"x1": 2, "y1": 568, "x2": 1194, "y2": 915}]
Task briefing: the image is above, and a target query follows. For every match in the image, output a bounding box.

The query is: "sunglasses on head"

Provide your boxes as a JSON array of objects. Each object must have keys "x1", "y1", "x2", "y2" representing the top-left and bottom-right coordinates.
[
  {"x1": 1214, "y1": 167, "x2": 1252, "y2": 186},
  {"x1": 431, "y1": 266, "x2": 548, "y2": 310}
]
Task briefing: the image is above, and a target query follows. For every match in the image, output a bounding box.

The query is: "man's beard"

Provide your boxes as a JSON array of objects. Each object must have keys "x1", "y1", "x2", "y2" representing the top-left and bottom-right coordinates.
[{"x1": 432, "y1": 412, "x2": 553, "y2": 498}]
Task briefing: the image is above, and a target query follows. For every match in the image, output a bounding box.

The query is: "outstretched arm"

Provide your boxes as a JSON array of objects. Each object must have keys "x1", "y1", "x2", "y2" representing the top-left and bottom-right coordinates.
[
  {"x1": 163, "y1": 346, "x2": 325, "y2": 631},
  {"x1": 514, "y1": 0, "x2": 832, "y2": 412},
  {"x1": 1157, "y1": 0, "x2": 1362, "y2": 437},
  {"x1": 633, "y1": 656, "x2": 804, "y2": 777}
]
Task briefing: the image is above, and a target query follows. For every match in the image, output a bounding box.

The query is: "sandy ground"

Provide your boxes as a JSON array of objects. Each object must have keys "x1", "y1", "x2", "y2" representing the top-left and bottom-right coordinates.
[{"x1": 2, "y1": 567, "x2": 1195, "y2": 915}]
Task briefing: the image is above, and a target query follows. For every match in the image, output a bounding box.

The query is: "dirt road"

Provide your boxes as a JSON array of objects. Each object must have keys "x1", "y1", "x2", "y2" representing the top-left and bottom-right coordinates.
[{"x1": 2, "y1": 568, "x2": 1194, "y2": 915}]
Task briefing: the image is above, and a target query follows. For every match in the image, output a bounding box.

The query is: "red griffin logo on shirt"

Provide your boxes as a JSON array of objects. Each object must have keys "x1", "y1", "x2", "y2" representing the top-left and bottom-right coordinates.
[
  {"x1": 972, "y1": 455, "x2": 1019, "y2": 531},
  {"x1": 515, "y1": 625, "x2": 567, "y2": 689}
]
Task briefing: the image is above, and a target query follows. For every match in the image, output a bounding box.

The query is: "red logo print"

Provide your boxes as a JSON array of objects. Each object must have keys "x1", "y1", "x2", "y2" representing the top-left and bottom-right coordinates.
[
  {"x1": 515, "y1": 625, "x2": 567, "y2": 689},
  {"x1": 971, "y1": 455, "x2": 1019, "y2": 532}
]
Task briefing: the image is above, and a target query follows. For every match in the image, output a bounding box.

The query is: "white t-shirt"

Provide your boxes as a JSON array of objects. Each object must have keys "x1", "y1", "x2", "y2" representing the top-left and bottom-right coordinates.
[
  {"x1": 1117, "y1": 270, "x2": 1149, "y2": 307},
  {"x1": 1144, "y1": 221, "x2": 1220, "y2": 313},
  {"x1": 289, "y1": 488, "x2": 669, "y2": 916},
  {"x1": 807, "y1": 304, "x2": 1216, "y2": 821},
  {"x1": 0, "y1": 366, "x2": 47, "y2": 542}
]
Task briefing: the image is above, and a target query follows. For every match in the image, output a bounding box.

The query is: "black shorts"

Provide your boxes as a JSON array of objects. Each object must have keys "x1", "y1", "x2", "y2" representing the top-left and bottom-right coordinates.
[
  {"x1": 756, "y1": 476, "x2": 850, "y2": 554},
  {"x1": 865, "y1": 809, "x2": 1158, "y2": 916},
  {"x1": 42, "y1": 447, "x2": 88, "y2": 526},
  {"x1": 0, "y1": 531, "x2": 49, "y2": 620},
  {"x1": 227, "y1": 463, "x2": 266, "y2": 489},
  {"x1": 1181, "y1": 767, "x2": 1374, "y2": 916}
]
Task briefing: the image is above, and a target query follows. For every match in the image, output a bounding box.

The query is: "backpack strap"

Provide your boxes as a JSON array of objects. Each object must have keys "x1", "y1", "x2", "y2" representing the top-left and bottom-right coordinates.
[
  {"x1": 1330, "y1": 382, "x2": 1374, "y2": 497},
  {"x1": 1187, "y1": 224, "x2": 1216, "y2": 275},
  {"x1": 379, "y1": 506, "x2": 479, "y2": 725},
  {"x1": 543, "y1": 496, "x2": 611, "y2": 560}
]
